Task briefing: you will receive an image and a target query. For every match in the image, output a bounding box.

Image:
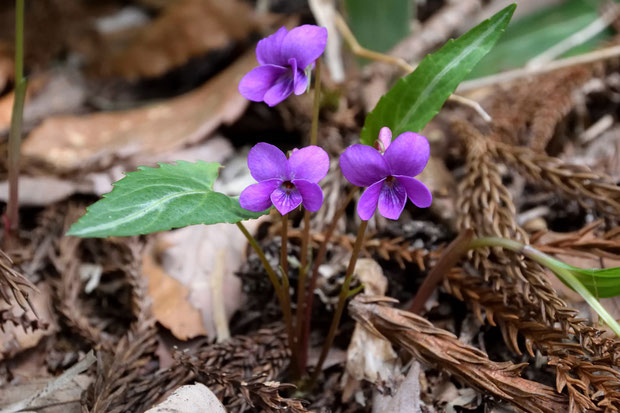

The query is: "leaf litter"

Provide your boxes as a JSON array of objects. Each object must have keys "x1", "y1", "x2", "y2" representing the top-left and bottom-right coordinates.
[{"x1": 2, "y1": 0, "x2": 620, "y2": 412}]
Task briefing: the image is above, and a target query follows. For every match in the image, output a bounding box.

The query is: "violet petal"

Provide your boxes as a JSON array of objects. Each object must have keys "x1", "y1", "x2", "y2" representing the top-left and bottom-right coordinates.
[
  {"x1": 247, "y1": 143, "x2": 288, "y2": 181},
  {"x1": 281, "y1": 25, "x2": 328, "y2": 69},
  {"x1": 340, "y1": 144, "x2": 390, "y2": 187},
  {"x1": 378, "y1": 179, "x2": 407, "y2": 220},
  {"x1": 378, "y1": 127, "x2": 392, "y2": 151},
  {"x1": 395, "y1": 175, "x2": 432, "y2": 208},
  {"x1": 293, "y1": 70, "x2": 308, "y2": 95},
  {"x1": 239, "y1": 64, "x2": 288, "y2": 102},
  {"x1": 256, "y1": 26, "x2": 288, "y2": 66},
  {"x1": 264, "y1": 73, "x2": 295, "y2": 107},
  {"x1": 289, "y1": 145, "x2": 329, "y2": 183},
  {"x1": 270, "y1": 184, "x2": 303, "y2": 215},
  {"x1": 239, "y1": 179, "x2": 281, "y2": 211},
  {"x1": 292, "y1": 179, "x2": 323, "y2": 211},
  {"x1": 357, "y1": 179, "x2": 383, "y2": 221},
  {"x1": 384, "y1": 132, "x2": 430, "y2": 177}
]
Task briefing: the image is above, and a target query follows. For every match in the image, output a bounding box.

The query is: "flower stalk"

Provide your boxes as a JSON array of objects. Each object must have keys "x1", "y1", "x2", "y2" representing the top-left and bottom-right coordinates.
[
  {"x1": 310, "y1": 219, "x2": 368, "y2": 386},
  {"x1": 294, "y1": 62, "x2": 323, "y2": 375},
  {"x1": 236, "y1": 222, "x2": 295, "y2": 352},
  {"x1": 6, "y1": 0, "x2": 27, "y2": 235},
  {"x1": 298, "y1": 188, "x2": 356, "y2": 373}
]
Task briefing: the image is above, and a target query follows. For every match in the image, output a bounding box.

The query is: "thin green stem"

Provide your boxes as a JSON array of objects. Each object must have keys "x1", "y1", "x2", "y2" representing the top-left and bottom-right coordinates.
[
  {"x1": 310, "y1": 219, "x2": 368, "y2": 387},
  {"x1": 7, "y1": 0, "x2": 27, "y2": 234},
  {"x1": 468, "y1": 236, "x2": 620, "y2": 337},
  {"x1": 310, "y1": 59, "x2": 321, "y2": 147},
  {"x1": 236, "y1": 221, "x2": 295, "y2": 352},
  {"x1": 298, "y1": 187, "x2": 356, "y2": 374}
]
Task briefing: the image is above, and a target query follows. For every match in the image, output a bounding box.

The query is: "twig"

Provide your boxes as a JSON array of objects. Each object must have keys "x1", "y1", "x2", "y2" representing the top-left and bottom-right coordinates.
[
  {"x1": 409, "y1": 229, "x2": 473, "y2": 314},
  {"x1": 0, "y1": 351, "x2": 96, "y2": 413},
  {"x1": 334, "y1": 10, "x2": 492, "y2": 122},
  {"x1": 526, "y1": 4, "x2": 620, "y2": 69},
  {"x1": 458, "y1": 44, "x2": 620, "y2": 91}
]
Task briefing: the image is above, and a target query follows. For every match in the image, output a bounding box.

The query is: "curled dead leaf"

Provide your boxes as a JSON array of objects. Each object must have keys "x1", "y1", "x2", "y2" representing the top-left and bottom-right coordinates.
[
  {"x1": 95, "y1": 0, "x2": 259, "y2": 79},
  {"x1": 23, "y1": 52, "x2": 256, "y2": 171},
  {"x1": 145, "y1": 383, "x2": 226, "y2": 413}
]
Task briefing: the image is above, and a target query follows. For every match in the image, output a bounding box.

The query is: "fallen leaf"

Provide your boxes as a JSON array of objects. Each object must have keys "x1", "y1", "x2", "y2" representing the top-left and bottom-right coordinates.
[
  {"x1": 0, "y1": 374, "x2": 91, "y2": 413},
  {"x1": 155, "y1": 218, "x2": 263, "y2": 340},
  {"x1": 142, "y1": 250, "x2": 207, "y2": 340},
  {"x1": 22, "y1": 52, "x2": 256, "y2": 171},
  {"x1": 0, "y1": 352, "x2": 95, "y2": 413},
  {"x1": 0, "y1": 177, "x2": 81, "y2": 206},
  {"x1": 342, "y1": 259, "x2": 399, "y2": 402},
  {"x1": 0, "y1": 69, "x2": 87, "y2": 135},
  {"x1": 96, "y1": 0, "x2": 258, "y2": 79},
  {"x1": 0, "y1": 283, "x2": 56, "y2": 362},
  {"x1": 145, "y1": 383, "x2": 226, "y2": 413},
  {"x1": 372, "y1": 362, "x2": 421, "y2": 413}
]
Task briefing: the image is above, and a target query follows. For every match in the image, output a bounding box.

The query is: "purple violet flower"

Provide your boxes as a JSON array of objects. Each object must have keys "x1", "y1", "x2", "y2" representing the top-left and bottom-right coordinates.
[
  {"x1": 238, "y1": 25, "x2": 328, "y2": 107},
  {"x1": 340, "y1": 127, "x2": 432, "y2": 221},
  {"x1": 240, "y1": 143, "x2": 329, "y2": 215}
]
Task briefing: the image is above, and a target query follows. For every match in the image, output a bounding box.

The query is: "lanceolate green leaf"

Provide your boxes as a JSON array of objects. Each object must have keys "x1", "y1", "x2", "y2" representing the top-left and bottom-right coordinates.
[
  {"x1": 67, "y1": 161, "x2": 268, "y2": 238},
  {"x1": 552, "y1": 261, "x2": 620, "y2": 298},
  {"x1": 360, "y1": 3, "x2": 516, "y2": 145}
]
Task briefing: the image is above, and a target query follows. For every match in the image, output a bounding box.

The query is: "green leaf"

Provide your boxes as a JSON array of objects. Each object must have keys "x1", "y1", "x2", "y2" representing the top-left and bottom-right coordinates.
[
  {"x1": 360, "y1": 3, "x2": 516, "y2": 146},
  {"x1": 67, "y1": 161, "x2": 268, "y2": 238},
  {"x1": 553, "y1": 262, "x2": 620, "y2": 298},
  {"x1": 469, "y1": 0, "x2": 614, "y2": 79},
  {"x1": 344, "y1": 0, "x2": 411, "y2": 55}
]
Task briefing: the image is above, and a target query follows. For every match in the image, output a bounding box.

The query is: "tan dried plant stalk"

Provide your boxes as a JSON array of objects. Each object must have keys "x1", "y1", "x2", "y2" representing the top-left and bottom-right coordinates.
[
  {"x1": 453, "y1": 120, "x2": 575, "y2": 328},
  {"x1": 445, "y1": 269, "x2": 620, "y2": 412},
  {"x1": 488, "y1": 140, "x2": 620, "y2": 219},
  {"x1": 488, "y1": 67, "x2": 592, "y2": 150},
  {"x1": 288, "y1": 229, "x2": 437, "y2": 269},
  {"x1": 531, "y1": 219, "x2": 620, "y2": 259},
  {"x1": 0, "y1": 248, "x2": 37, "y2": 316},
  {"x1": 451, "y1": 121, "x2": 620, "y2": 410},
  {"x1": 349, "y1": 295, "x2": 569, "y2": 413}
]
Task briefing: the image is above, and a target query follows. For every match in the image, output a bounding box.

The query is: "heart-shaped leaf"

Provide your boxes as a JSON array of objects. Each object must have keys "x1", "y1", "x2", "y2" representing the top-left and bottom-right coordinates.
[{"x1": 68, "y1": 161, "x2": 268, "y2": 238}]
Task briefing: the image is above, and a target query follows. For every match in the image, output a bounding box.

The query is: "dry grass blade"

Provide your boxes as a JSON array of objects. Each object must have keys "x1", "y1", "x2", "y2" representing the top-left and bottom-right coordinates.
[
  {"x1": 287, "y1": 229, "x2": 437, "y2": 270},
  {"x1": 532, "y1": 219, "x2": 620, "y2": 259},
  {"x1": 0, "y1": 248, "x2": 37, "y2": 315},
  {"x1": 489, "y1": 140, "x2": 620, "y2": 218},
  {"x1": 349, "y1": 295, "x2": 568, "y2": 413}
]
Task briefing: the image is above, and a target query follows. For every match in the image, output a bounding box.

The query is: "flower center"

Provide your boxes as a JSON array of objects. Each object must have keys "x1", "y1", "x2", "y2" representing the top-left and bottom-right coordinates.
[
  {"x1": 282, "y1": 181, "x2": 295, "y2": 192},
  {"x1": 384, "y1": 176, "x2": 396, "y2": 188}
]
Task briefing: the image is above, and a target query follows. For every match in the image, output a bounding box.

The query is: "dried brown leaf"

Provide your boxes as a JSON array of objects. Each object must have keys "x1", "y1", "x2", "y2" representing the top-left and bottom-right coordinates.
[
  {"x1": 95, "y1": 0, "x2": 259, "y2": 79},
  {"x1": 22, "y1": 52, "x2": 256, "y2": 171},
  {"x1": 349, "y1": 295, "x2": 568, "y2": 413}
]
